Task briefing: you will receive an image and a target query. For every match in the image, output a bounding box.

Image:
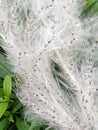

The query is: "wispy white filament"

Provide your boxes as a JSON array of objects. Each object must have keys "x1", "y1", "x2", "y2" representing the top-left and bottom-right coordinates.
[{"x1": 0, "y1": 0, "x2": 98, "y2": 130}]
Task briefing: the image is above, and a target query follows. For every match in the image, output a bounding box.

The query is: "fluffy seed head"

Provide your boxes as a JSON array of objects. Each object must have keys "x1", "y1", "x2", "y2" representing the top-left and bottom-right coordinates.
[{"x1": 0, "y1": 0, "x2": 98, "y2": 130}]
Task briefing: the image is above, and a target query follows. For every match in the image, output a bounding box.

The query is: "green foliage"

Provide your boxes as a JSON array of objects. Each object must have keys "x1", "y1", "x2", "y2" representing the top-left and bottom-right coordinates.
[
  {"x1": 0, "y1": 54, "x2": 11, "y2": 78},
  {"x1": 0, "y1": 62, "x2": 45, "y2": 130},
  {"x1": 0, "y1": 74, "x2": 23, "y2": 130},
  {"x1": 0, "y1": 72, "x2": 44, "y2": 130},
  {"x1": 16, "y1": 117, "x2": 30, "y2": 130},
  {"x1": 3, "y1": 76, "x2": 12, "y2": 98},
  {"x1": 0, "y1": 102, "x2": 8, "y2": 118},
  {"x1": 81, "y1": 0, "x2": 98, "y2": 17},
  {"x1": 0, "y1": 118, "x2": 10, "y2": 130}
]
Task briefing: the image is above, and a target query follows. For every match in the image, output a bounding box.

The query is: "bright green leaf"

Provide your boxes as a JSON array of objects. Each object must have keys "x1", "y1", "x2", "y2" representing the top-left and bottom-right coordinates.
[
  {"x1": 0, "y1": 97, "x2": 4, "y2": 102},
  {"x1": 3, "y1": 76, "x2": 12, "y2": 98},
  {"x1": 83, "y1": 0, "x2": 95, "y2": 6},
  {"x1": 0, "y1": 102, "x2": 8, "y2": 118},
  {"x1": 8, "y1": 114, "x2": 14, "y2": 122},
  {"x1": 87, "y1": 0, "x2": 95, "y2": 6}
]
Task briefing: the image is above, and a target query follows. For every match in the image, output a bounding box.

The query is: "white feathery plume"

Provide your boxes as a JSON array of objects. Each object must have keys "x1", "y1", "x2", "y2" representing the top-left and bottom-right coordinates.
[{"x1": 0, "y1": 0, "x2": 98, "y2": 130}]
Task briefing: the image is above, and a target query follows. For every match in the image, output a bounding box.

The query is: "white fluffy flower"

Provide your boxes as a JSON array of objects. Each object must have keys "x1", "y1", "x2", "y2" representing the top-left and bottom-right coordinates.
[{"x1": 0, "y1": 0, "x2": 98, "y2": 130}]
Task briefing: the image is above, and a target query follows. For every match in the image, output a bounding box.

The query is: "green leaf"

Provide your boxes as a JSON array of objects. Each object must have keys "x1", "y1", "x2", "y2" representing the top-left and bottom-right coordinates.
[
  {"x1": 0, "y1": 118, "x2": 9, "y2": 130},
  {"x1": 84, "y1": 0, "x2": 95, "y2": 6},
  {"x1": 3, "y1": 76, "x2": 12, "y2": 98},
  {"x1": 29, "y1": 124, "x2": 40, "y2": 130},
  {"x1": 0, "y1": 88, "x2": 3, "y2": 97},
  {"x1": 0, "y1": 77, "x2": 3, "y2": 87},
  {"x1": 4, "y1": 111, "x2": 10, "y2": 116},
  {"x1": 0, "y1": 102, "x2": 8, "y2": 118},
  {"x1": 8, "y1": 114, "x2": 14, "y2": 122},
  {"x1": 12, "y1": 99, "x2": 22, "y2": 113},
  {"x1": 4, "y1": 111, "x2": 14, "y2": 122},
  {"x1": 5, "y1": 125, "x2": 16, "y2": 130},
  {"x1": 16, "y1": 117, "x2": 30, "y2": 130},
  {"x1": 81, "y1": 0, "x2": 98, "y2": 18},
  {"x1": 87, "y1": 0, "x2": 95, "y2": 6},
  {"x1": 0, "y1": 97, "x2": 4, "y2": 102},
  {"x1": 29, "y1": 119, "x2": 42, "y2": 130},
  {"x1": 0, "y1": 54, "x2": 11, "y2": 78}
]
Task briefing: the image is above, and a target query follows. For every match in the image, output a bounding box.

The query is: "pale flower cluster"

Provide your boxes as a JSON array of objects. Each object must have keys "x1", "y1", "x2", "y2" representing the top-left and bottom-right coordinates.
[{"x1": 0, "y1": 0, "x2": 98, "y2": 130}]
